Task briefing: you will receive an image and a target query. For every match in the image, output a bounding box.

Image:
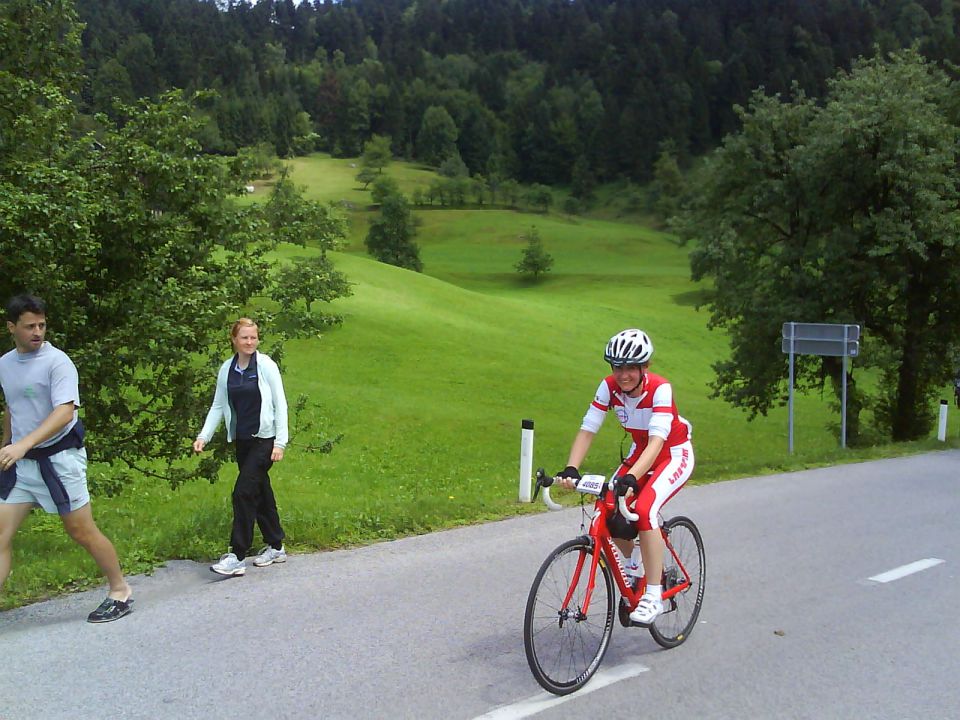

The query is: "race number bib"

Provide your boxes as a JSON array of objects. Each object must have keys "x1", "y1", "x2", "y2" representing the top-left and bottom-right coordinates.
[{"x1": 576, "y1": 475, "x2": 606, "y2": 496}]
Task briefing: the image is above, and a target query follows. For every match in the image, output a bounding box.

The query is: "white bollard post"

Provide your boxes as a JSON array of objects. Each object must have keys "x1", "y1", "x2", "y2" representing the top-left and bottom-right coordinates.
[
  {"x1": 937, "y1": 400, "x2": 948, "y2": 441},
  {"x1": 519, "y1": 419, "x2": 534, "y2": 502}
]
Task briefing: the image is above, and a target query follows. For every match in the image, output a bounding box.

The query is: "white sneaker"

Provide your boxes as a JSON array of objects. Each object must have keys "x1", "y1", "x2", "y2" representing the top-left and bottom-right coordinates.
[
  {"x1": 252, "y1": 545, "x2": 287, "y2": 567},
  {"x1": 629, "y1": 593, "x2": 663, "y2": 625},
  {"x1": 211, "y1": 552, "x2": 246, "y2": 576}
]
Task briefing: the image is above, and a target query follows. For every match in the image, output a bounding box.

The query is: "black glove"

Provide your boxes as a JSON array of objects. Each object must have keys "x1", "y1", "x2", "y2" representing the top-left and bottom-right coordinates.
[
  {"x1": 557, "y1": 465, "x2": 581, "y2": 481},
  {"x1": 615, "y1": 473, "x2": 639, "y2": 496}
]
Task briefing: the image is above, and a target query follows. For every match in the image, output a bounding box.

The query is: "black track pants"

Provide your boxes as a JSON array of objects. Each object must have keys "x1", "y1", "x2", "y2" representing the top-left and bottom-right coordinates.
[{"x1": 230, "y1": 437, "x2": 284, "y2": 559}]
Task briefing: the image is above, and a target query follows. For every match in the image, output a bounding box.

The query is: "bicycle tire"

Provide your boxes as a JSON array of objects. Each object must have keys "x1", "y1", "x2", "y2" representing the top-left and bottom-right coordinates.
[
  {"x1": 523, "y1": 537, "x2": 616, "y2": 695},
  {"x1": 649, "y1": 516, "x2": 705, "y2": 649}
]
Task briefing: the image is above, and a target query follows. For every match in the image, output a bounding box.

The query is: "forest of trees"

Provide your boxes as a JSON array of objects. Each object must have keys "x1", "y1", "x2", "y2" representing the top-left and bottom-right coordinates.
[
  {"x1": 74, "y1": 0, "x2": 960, "y2": 184},
  {"x1": 9, "y1": 0, "x2": 960, "y2": 448},
  {"x1": 0, "y1": 0, "x2": 351, "y2": 490}
]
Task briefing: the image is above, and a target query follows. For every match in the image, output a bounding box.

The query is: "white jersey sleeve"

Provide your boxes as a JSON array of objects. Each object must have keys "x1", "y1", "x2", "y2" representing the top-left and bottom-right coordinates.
[
  {"x1": 580, "y1": 379, "x2": 611, "y2": 434},
  {"x1": 647, "y1": 382, "x2": 674, "y2": 440}
]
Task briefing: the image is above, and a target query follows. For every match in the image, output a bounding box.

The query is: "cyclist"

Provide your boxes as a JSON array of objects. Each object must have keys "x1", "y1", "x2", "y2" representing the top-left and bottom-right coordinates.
[{"x1": 557, "y1": 329, "x2": 695, "y2": 625}]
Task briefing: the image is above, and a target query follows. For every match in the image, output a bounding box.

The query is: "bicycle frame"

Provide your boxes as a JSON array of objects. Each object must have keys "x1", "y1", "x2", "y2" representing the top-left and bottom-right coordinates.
[
  {"x1": 526, "y1": 470, "x2": 705, "y2": 693},
  {"x1": 567, "y1": 486, "x2": 692, "y2": 617}
]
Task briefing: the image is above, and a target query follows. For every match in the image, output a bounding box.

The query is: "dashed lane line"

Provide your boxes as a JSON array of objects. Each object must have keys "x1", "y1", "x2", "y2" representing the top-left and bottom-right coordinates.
[
  {"x1": 868, "y1": 558, "x2": 945, "y2": 584},
  {"x1": 473, "y1": 662, "x2": 649, "y2": 720}
]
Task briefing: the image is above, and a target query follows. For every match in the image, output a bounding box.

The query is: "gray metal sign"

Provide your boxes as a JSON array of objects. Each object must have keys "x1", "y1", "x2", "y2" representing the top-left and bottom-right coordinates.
[
  {"x1": 781, "y1": 323, "x2": 860, "y2": 357},
  {"x1": 781, "y1": 322, "x2": 862, "y2": 452}
]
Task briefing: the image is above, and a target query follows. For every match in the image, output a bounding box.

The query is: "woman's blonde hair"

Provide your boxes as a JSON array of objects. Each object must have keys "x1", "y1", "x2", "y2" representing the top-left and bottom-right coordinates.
[{"x1": 230, "y1": 317, "x2": 258, "y2": 339}]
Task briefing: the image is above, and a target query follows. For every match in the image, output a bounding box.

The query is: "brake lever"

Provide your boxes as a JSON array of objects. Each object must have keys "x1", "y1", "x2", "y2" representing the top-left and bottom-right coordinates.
[{"x1": 532, "y1": 467, "x2": 553, "y2": 502}]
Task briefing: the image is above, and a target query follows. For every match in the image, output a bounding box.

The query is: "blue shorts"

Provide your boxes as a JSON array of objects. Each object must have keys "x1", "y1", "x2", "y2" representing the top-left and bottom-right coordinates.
[{"x1": 0, "y1": 447, "x2": 90, "y2": 514}]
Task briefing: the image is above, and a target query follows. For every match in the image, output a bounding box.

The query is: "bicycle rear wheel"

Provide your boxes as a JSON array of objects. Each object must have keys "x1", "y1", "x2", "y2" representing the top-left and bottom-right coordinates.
[
  {"x1": 523, "y1": 538, "x2": 616, "y2": 695},
  {"x1": 649, "y1": 516, "x2": 705, "y2": 649}
]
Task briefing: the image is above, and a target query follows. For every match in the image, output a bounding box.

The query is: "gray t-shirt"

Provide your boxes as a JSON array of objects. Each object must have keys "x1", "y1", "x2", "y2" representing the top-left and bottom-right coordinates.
[{"x1": 0, "y1": 342, "x2": 80, "y2": 447}]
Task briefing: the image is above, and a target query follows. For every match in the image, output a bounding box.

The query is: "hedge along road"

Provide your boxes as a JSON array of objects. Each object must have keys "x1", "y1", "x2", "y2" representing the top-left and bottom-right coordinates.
[{"x1": 1, "y1": 450, "x2": 957, "y2": 720}]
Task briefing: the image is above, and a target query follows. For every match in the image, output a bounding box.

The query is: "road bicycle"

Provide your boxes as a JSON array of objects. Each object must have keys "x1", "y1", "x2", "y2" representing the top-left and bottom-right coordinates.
[{"x1": 523, "y1": 468, "x2": 705, "y2": 695}]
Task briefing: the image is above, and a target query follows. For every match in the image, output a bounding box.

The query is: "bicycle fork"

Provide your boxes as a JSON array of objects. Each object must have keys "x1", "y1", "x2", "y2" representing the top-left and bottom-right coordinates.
[{"x1": 557, "y1": 539, "x2": 603, "y2": 624}]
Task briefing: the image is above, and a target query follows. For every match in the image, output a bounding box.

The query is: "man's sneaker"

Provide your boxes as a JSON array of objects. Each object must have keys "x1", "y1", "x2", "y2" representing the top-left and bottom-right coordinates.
[
  {"x1": 252, "y1": 545, "x2": 287, "y2": 567},
  {"x1": 211, "y1": 552, "x2": 246, "y2": 576},
  {"x1": 629, "y1": 593, "x2": 663, "y2": 626},
  {"x1": 87, "y1": 596, "x2": 134, "y2": 623}
]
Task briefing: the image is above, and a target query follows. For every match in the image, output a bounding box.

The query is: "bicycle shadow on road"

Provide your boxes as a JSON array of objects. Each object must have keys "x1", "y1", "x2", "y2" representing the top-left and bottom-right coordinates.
[{"x1": 603, "y1": 628, "x2": 674, "y2": 665}]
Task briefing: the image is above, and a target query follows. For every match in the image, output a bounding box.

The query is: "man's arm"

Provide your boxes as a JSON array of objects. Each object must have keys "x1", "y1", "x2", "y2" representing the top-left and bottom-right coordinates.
[
  {"x1": 2, "y1": 403, "x2": 74, "y2": 463},
  {"x1": 2, "y1": 409, "x2": 10, "y2": 446}
]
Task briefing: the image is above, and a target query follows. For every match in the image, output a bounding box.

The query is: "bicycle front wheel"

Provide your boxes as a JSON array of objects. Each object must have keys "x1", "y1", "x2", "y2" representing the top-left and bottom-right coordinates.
[
  {"x1": 649, "y1": 516, "x2": 705, "y2": 649},
  {"x1": 523, "y1": 537, "x2": 616, "y2": 695}
]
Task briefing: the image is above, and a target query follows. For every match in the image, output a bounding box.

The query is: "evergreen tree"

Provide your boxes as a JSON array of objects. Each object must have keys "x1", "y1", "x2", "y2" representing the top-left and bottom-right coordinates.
[
  {"x1": 570, "y1": 155, "x2": 595, "y2": 201},
  {"x1": 651, "y1": 145, "x2": 685, "y2": 223},
  {"x1": 70, "y1": 0, "x2": 960, "y2": 185},
  {"x1": 417, "y1": 104, "x2": 458, "y2": 165},
  {"x1": 438, "y1": 151, "x2": 469, "y2": 178}
]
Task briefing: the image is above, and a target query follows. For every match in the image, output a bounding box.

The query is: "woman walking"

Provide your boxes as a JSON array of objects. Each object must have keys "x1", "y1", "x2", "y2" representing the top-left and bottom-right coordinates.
[{"x1": 194, "y1": 318, "x2": 288, "y2": 576}]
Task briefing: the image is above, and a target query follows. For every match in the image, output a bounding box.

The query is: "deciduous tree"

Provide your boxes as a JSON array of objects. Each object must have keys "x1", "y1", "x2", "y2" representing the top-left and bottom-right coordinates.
[
  {"x1": 365, "y1": 191, "x2": 422, "y2": 272},
  {"x1": 360, "y1": 133, "x2": 392, "y2": 173},
  {"x1": 0, "y1": 1, "x2": 350, "y2": 491},
  {"x1": 680, "y1": 51, "x2": 960, "y2": 442},
  {"x1": 514, "y1": 227, "x2": 553, "y2": 281}
]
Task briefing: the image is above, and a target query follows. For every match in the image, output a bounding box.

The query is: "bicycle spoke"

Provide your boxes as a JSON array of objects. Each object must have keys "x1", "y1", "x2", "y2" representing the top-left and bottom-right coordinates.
[
  {"x1": 649, "y1": 517, "x2": 705, "y2": 648},
  {"x1": 524, "y1": 540, "x2": 616, "y2": 695}
]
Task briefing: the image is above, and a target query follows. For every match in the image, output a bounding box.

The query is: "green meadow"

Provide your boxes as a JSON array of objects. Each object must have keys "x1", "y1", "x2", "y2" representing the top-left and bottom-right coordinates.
[{"x1": 4, "y1": 154, "x2": 956, "y2": 609}]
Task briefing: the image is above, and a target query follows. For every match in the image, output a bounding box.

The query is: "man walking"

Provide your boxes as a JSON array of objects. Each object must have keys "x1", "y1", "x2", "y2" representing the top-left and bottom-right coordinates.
[{"x1": 0, "y1": 294, "x2": 132, "y2": 622}]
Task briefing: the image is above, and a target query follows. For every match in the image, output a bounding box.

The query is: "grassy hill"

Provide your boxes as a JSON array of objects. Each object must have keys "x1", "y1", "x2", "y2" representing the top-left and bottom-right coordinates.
[{"x1": 5, "y1": 154, "x2": 954, "y2": 609}]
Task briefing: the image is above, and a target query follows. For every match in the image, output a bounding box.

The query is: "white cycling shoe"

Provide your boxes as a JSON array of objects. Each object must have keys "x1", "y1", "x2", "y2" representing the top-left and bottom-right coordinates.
[{"x1": 629, "y1": 593, "x2": 663, "y2": 625}]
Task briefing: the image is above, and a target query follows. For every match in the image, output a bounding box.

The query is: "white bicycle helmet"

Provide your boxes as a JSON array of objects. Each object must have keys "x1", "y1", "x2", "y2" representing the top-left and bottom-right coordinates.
[{"x1": 604, "y1": 329, "x2": 654, "y2": 366}]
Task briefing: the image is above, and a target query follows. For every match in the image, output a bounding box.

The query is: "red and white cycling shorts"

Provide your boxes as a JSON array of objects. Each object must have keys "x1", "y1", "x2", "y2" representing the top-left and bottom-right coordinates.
[{"x1": 615, "y1": 441, "x2": 694, "y2": 532}]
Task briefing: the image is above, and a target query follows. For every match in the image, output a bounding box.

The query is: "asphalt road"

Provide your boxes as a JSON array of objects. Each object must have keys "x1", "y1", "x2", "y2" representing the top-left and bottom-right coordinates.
[{"x1": 2, "y1": 450, "x2": 958, "y2": 720}]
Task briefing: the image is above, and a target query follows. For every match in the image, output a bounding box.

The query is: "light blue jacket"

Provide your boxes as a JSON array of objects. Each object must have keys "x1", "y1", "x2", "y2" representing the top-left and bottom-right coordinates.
[{"x1": 197, "y1": 351, "x2": 288, "y2": 448}]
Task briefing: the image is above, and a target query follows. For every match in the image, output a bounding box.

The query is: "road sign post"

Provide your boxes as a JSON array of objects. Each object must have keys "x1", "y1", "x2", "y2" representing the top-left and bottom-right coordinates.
[{"x1": 781, "y1": 322, "x2": 861, "y2": 453}]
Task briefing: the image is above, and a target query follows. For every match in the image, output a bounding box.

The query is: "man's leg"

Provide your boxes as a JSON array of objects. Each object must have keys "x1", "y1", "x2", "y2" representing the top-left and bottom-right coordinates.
[
  {"x1": 0, "y1": 503, "x2": 34, "y2": 589},
  {"x1": 61, "y1": 504, "x2": 130, "y2": 601}
]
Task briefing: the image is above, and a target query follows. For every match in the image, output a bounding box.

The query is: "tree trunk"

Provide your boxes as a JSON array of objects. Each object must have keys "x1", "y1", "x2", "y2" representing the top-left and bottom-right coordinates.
[{"x1": 892, "y1": 288, "x2": 927, "y2": 441}]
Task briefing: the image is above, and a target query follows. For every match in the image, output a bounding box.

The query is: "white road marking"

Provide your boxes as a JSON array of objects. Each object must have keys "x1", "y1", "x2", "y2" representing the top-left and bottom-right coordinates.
[
  {"x1": 868, "y1": 558, "x2": 945, "y2": 584},
  {"x1": 473, "y1": 663, "x2": 649, "y2": 720}
]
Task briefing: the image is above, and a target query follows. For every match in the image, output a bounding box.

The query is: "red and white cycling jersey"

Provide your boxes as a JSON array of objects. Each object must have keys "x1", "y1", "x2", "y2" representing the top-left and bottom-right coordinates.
[{"x1": 581, "y1": 371, "x2": 692, "y2": 468}]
